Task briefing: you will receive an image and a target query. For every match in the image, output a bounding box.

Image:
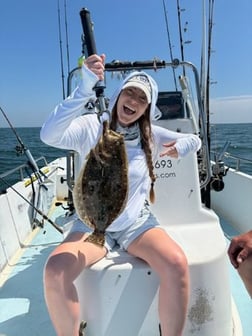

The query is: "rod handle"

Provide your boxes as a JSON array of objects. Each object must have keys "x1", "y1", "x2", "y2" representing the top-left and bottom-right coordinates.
[{"x1": 80, "y1": 8, "x2": 97, "y2": 56}]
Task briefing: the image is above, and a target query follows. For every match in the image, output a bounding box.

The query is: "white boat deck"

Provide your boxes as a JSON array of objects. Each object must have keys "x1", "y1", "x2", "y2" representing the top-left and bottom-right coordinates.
[
  {"x1": 0, "y1": 203, "x2": 64, "y2": 336},
  {"x1": 0, "y1": 201, "x2": 251, "y2": 336}
]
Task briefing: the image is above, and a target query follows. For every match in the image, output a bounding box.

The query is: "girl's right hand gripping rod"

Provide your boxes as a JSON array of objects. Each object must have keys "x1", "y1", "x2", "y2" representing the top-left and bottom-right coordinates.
[{"x1": 79, "y1": 8, "x2": 108, "y2": 120}]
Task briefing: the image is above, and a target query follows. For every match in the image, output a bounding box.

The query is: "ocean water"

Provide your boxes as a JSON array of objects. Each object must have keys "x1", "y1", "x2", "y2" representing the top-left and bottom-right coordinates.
[
  {"x1": 0, "y1": 123, "x2": 252, "y2": 188},
  {"x1": 210, "y1": 123, "x2": 252, "y2": 175},
  {"x1": 0, "y1": 127, "x2": 67, "y2": 188}
]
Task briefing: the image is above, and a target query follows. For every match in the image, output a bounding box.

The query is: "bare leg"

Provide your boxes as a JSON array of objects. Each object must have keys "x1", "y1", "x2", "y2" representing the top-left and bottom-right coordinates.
[
  {"x1": 127, "y1": 228, "x2": 189, "y2": 336},
  {"x1": 44, "y1": 232, "x2": 107, "y2": 336}
]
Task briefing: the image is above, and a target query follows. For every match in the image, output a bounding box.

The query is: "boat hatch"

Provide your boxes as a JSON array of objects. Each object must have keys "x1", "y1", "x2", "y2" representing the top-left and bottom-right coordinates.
[{"x1": 157, "y1": 91, "x2": 186, "y2": 120}]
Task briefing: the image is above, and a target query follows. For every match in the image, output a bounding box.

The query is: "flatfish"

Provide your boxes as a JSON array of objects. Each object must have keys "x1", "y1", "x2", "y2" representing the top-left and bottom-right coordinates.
[{"x1": 73, "y1": 120, "x2": 128, "y2": 246}]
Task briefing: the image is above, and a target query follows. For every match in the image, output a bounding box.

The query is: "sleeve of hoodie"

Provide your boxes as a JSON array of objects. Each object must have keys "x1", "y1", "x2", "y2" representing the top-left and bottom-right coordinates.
[
  {"x1": 152, "y1": 125, "x2": 201, "y2": 158},
  {"x1": 40, "y1": 65, "x2": 98, "y2": 149}
]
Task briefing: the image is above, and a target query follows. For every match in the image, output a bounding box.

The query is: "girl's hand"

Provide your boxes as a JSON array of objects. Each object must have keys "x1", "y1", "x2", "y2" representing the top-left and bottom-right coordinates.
[
  {"x1": 160, "y1": 140, "x2": 178, "y2": 158},
  {"x1": 84, "y1": 54, "x2": 106, "y2": 80}
]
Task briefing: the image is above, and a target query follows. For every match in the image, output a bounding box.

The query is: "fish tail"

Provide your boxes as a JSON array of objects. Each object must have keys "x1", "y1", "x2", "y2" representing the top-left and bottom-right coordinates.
[{"x1": 85, "y1": 230, "x2": 105, "y2": 247}]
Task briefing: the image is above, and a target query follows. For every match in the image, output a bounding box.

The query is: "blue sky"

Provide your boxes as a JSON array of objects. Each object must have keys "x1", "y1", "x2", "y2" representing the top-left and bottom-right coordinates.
[{"x1": 0, "y1": 0, "x2": 252, "y2": 126}]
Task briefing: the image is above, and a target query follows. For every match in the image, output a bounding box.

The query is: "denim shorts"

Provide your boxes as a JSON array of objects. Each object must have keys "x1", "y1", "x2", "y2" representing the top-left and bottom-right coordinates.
[{"x1": 65, "y1": 201, "x2": 160, "y2": 251}]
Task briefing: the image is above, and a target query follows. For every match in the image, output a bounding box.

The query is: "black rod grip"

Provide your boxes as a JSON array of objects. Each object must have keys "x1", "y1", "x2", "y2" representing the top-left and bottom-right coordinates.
[{"x1": 80, "y1": 8, "x2": 97, "y2": 56}]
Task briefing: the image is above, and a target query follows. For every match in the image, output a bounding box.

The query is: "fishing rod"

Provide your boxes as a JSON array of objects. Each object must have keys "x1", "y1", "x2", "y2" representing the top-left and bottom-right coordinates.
[
  {"x1": 176, "y1": 0, "x2": 185, "y2": 75},
  {"x1": 162, "y1": 0, "x2": 178, "y2": 90},
  {"x1": 64, "y1": 0, "x2": 71, "y2": 76},
  {"x1": 57, "y1": 0, "x2": 66, "y2": 99},
  {"x1": 200, "y1": 0, "x2": 207, "y2": 110},
  {"x1": 176, "y1": 0, "x2": 192, "y2": 77},
  {"x1": 206, "y1": 0, "x2": 215, "y2": 133},
  {"x1": 0, "y1": 106, "x2": 49, "y2": 182},
  {"x1": 60, "y1": 8, "x2": 109, "y2": 216},
  {"x1": 79, "y1": 8, "x2": 108, "y2": 119},
  {"x1": 203, "y1": 0, "x2": 215, "y2": 208},
  {"x1": 0, "y1": 175, "x2": 63, "y2": 234}
]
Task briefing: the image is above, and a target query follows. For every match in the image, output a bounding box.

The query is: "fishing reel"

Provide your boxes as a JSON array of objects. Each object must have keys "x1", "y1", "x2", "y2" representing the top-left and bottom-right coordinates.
[
  {"x1": 210, "y1": 160, "x2": 229, "y2": 192},
  {"x1": 15, "y1": 144, "x2": 25, "y2": 156},
  {"x1": 210, "y1": 141, "x2": 230, "y2": 192}
]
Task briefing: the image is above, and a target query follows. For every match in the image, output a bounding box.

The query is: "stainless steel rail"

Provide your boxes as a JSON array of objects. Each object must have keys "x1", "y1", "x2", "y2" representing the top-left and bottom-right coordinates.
[{"x1": 0, "y1": 156, "x2": 48, "y2": 183}]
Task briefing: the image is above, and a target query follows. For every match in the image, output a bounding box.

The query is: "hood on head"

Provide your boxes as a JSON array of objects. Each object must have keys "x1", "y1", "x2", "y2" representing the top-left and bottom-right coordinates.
[{"x1": 108, "y1": 71, "x2": 161, "y2": 121}]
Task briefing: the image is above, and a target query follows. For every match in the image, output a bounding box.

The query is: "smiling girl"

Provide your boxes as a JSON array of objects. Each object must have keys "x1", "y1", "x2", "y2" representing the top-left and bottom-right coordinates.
[{"x1": 41, "y1": 54, "x2": 201, "y2": 336}]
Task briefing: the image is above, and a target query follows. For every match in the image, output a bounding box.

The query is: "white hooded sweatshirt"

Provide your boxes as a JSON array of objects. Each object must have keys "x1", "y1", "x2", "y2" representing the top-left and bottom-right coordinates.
[{"x1": 40, "y1": 65, "x2": 201, "y2": 232}]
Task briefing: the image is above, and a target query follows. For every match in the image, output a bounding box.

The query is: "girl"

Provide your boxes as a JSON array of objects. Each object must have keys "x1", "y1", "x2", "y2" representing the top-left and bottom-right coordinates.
[{"x1": 41, "y1": 54, "x2": 201, "y2": 336}]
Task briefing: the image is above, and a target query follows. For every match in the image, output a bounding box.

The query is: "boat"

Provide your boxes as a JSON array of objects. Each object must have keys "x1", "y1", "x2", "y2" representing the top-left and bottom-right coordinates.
[{"x1": 0, "y1": 4, "x2": 251, "y2": 336}]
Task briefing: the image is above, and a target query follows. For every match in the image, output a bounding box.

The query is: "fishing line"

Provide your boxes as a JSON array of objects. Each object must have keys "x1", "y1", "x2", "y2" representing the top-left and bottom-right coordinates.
[{"x1": 0, "y1": 176, "x2": 63, "y2": 234}]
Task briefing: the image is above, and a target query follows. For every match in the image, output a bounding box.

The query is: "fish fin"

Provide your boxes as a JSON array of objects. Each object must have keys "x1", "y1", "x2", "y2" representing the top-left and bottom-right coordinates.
[{"x1": 90, "y1": 148, "x2": 103, "y2": 166}]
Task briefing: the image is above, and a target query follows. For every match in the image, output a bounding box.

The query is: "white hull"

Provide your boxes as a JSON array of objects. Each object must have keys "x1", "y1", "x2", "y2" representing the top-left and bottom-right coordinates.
[{"x1": 211, "y1": 167, "x2": 252, "y2": 234}]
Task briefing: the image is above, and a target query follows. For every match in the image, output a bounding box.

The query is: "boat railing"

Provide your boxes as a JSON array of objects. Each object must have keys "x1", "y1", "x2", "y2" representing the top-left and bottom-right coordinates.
[
  {"x1": 211, "y1": 150, "x2": 252, "y2": 173},
  {"x1": 0, "y1": 156, "x2": 48, "y2": 184},
  {"x1": 67, "y1": 59, "x2": 212, "y2": 190}
]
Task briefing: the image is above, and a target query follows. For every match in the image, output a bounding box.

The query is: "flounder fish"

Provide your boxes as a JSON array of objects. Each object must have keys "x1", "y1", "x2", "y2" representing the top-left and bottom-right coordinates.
[{"x1": 73, "y1": 120, "x2": 128, "y2": 246}]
